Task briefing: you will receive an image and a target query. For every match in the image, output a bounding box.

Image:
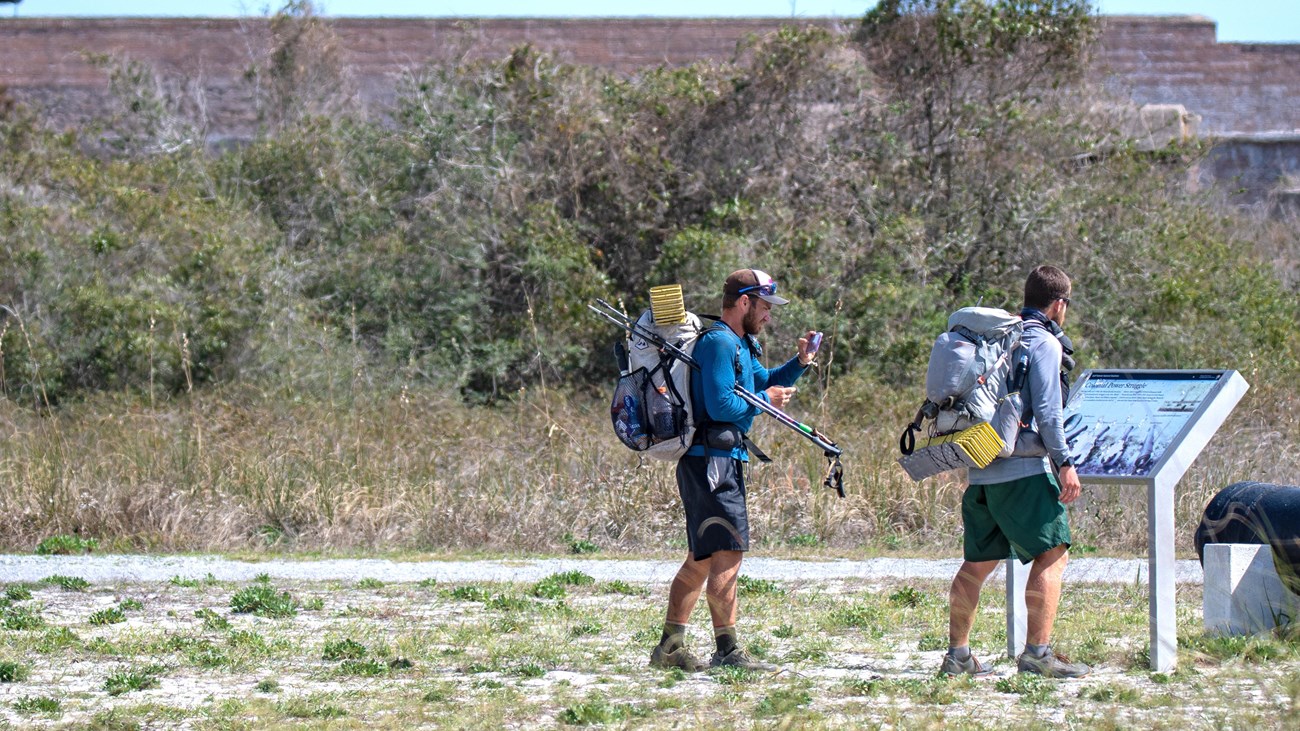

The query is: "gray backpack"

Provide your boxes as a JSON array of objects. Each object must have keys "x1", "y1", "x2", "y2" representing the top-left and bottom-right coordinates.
[
  {"x1": 898, "y1": 307, "x2": 1033, "y2": 479},
  {"x1": 609, "y1": 310, "x2": 705, "y2": 462}
]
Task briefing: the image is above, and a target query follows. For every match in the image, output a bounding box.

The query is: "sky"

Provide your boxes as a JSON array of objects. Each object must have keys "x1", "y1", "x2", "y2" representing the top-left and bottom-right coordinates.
[{"x1": 7, "y1": 1, "x2": 1299, "y2": 43}]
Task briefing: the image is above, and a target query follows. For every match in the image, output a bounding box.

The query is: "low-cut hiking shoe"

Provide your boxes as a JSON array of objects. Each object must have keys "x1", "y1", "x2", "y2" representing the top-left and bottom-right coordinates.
[
  {"x1": 649, "y1": 645, "x2": 708, "y2": 672},
  {"x1": 710, "y1": 647, "x2": 777, "y2": 672},
  {"x1": 1016, "y1": 648, "x2": 1091, "y2": 679},
  {"x1": 940, "y1": 652, "x2": 994, "y2": 677}
]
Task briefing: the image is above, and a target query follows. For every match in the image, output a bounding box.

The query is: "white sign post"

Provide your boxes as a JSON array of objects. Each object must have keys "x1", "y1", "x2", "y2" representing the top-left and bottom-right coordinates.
[{"x1": 1004, "y1": 369, "x2": 1249, "y2": 672}]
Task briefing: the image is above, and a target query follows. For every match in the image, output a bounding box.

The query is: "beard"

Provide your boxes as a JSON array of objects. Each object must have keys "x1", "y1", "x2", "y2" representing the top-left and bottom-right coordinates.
[{"x1": 742, "y1": 306, "x2": 766, "y2": 335}]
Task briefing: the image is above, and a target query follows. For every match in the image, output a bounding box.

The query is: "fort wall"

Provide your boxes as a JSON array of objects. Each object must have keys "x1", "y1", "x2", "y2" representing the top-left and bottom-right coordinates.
[{"x1": 2, "y1": 15, "x2": 1298, "y2": 204}]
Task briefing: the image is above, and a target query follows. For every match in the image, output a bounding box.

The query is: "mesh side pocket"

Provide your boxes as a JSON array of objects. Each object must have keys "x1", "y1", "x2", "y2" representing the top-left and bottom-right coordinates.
[{"x1": 611, "y1": 368, "x2": 652, "y2": 451}]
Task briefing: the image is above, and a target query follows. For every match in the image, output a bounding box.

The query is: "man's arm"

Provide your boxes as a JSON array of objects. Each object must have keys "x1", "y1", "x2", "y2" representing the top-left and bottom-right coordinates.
[
  {"x1": 1027, "y1": 336, "x2": 1082, "y2": 503},
  {"x1": 752, "y1": 333, "x2": 814, "y2": 392}
]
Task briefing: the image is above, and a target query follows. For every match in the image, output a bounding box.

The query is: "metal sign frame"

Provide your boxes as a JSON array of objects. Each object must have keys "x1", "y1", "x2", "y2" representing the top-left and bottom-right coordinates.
[{"x1": 1004, "y1": 369, "x2": 1249, "y2": 672}]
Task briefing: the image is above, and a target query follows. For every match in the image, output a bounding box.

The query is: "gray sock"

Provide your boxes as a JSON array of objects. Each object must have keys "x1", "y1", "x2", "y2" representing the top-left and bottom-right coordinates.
[
  {"x1": 947, "y1": 645, "x2": 972, "y2": 661},
  {"x1": 1026, "y1": 642, "x2": 1050, "y2": 657}
]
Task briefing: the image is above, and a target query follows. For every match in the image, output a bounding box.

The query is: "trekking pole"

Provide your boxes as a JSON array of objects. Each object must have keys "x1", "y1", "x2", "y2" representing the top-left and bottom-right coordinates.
[{"x1": 589, "y1": 300, "x2": 846, "y2": 497}]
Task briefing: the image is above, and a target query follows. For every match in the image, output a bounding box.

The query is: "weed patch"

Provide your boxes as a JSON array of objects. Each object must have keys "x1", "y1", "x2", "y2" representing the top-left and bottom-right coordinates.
[
  {"x1": 169, "y1": 574, "x2": 218, "y2": 588},
  {"x1": 104, "y1": 665, "x2": 164, "y2": 696},
  {"x1": 558, "y1": 694, "x2": 635, "y2": 725},
  {"x1": 322, "y1": 638, "x2": 367, "y2": 661},
  {"x1": 755, "y1": 686, "x2": 814, "y2": 718},
  {"x1": 995, "y1": 673, "x2": 1056, "y2": 704},
  {"x1": 13, "y1": 694, "x2": 62, "y2": 715},
  {"x1": 0, "y1": 660, "x2": 31, "y2": 682},
  {"x1": 446, "y1": 585, "x2": 491, "y2": 602},
  {"x1": 41, "y1": 574, "x2": 90, "y2": 591},
  {"x1": 34, "y1": 535, "x2": 99, "y2": 555},
  {"x1": 1, "y1": 604, "x2": 44, "y2": 630},
  {"x1": 90, "y1": 607, "x2": 128, "y2": 626},
  {"x1": 4, "y1": 585, "x2": 34, "y2": 602},
  {"x1": 229, "y1": 584, "x2": 297, "y2": 618},
  {"x1": 738, "y1": 575, "x2": 785, "y2": 596},
  {"x1": 194, "y1": 607, "x2": 231, "y2": 630},
  {"x1": 565, "y1": 534, "x2": 601, "y2": 555}
]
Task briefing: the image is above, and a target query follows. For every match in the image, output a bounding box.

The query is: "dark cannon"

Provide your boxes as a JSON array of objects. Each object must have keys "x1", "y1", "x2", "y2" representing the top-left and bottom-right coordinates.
[{"x1": 1195, "y1": 481, "x2": 1300, "y2": 595}]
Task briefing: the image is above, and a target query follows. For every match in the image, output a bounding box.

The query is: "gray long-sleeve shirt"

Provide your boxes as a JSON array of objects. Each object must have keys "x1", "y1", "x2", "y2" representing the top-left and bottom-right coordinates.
[{"x1": 968, "y1": 314, "x2": 1070, "y2": 485}]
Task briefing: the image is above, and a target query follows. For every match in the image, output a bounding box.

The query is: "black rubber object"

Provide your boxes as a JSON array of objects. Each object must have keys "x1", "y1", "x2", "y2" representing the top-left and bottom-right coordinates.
[{"x1": 1195, "y1": 481, "x2": 1300, "y2": 595}]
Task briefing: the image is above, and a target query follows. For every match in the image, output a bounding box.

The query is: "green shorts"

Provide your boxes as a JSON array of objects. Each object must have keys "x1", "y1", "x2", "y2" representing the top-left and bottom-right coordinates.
[{"x1": 962, "y1": 473, "x2": 1071, "y2": 564}]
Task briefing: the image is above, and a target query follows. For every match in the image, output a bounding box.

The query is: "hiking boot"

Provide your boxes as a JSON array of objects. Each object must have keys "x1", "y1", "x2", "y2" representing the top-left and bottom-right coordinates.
[
  {"x1": 710, "y1": 647, "x2": 777, "y2": 672},
  {"x1": 649, "y1": 645, "x2": 708, "y2": 672},
  {"x1": 940, "y1": 651, "x2": 994, "y2": 677},
  {"x1": 1016, "y1": 647, "x2": 1091, "y2": 679}
]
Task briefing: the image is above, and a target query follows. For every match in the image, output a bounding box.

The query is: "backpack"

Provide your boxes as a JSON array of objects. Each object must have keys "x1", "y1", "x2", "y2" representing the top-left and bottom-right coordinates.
[
  {"x1": 609, "y1": 309, "x2": 705, "y2": 462},
  {"x1": 897, "y1": 306, "x2": 1031, "y2": 481}
]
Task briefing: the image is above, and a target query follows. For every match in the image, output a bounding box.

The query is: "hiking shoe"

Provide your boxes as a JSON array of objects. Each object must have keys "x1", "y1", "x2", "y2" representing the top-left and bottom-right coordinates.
[
  {"x1": 940, "y1": 651, "x2": 994, "y2": 677},
  {"x1": 649, "y1": 645, "x2": 708, "y2": 672},
  {"x1": 1016, "y1": 648, "x2": 1091, "y2": 679},
  {"x1": 710, "y1": 647, "x2": 777, "y2": 672}
]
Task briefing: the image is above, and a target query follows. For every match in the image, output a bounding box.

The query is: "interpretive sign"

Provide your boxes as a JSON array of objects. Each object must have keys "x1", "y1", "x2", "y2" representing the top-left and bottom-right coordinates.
[{"x1": 1063, "y1": 371, "x2": 1231, "y2": 479}]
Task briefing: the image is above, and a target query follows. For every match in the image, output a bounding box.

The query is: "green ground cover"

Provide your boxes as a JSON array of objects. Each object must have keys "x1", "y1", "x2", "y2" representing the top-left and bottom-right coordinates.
[{"x1": 1, "y1": 573, "x2": 1297, "y2": 729}]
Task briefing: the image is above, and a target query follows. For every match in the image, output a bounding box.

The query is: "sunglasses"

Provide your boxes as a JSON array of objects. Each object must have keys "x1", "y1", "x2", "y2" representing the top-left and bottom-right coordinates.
[
  {"x1": 738, "y1": 282, "x2": 778, "y2": 297},
  {"x1": 1059, "y1": 296, "x2": 1072, "y2": 305}
]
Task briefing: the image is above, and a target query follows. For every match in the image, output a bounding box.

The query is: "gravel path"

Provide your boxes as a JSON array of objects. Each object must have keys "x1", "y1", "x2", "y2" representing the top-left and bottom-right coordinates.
[{"x1": 0, "y1": 554, "x2": 1205, "y2": 584}]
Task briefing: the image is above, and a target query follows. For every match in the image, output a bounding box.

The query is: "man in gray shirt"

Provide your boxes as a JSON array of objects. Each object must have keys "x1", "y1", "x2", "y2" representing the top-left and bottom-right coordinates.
[{"x1": 940, "y1": 265, "x2": 1090, "y2": 679}]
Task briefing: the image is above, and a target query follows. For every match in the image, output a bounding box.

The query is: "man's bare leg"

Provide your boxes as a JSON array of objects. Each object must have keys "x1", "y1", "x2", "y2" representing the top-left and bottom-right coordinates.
[
  {"x1": 704, "y1": 550, "x2": 742, "y2": 630},
  {"x1": 948, "y1": 559, "x2": 1000, "y2": 647},
  {"x1": 1025, "y1": 544, "x2": 1068, "y2": 645},
  {"x1": 666, "y1": 553, "x2": 710, "y2": 625},
  {"x1": 649, "y1": 553, "x2": 711, "y2": 671}
]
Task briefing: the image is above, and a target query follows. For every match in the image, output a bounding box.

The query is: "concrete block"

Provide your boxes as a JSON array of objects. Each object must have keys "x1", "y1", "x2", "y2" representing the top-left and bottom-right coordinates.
[{"x1": 1203, "y1": 543, "x2": 1300, "y2": 635}]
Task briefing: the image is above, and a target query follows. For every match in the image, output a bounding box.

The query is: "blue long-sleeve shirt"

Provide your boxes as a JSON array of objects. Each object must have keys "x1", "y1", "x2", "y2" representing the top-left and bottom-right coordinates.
[{"x1": 687, "y1": 320, "x2": 809, "y2": 460}]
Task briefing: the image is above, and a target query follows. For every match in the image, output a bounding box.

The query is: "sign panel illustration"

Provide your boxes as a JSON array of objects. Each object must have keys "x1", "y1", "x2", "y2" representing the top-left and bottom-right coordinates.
[{"x1": 1063, "y1": 371, "x2": 1224, "y2": 478}]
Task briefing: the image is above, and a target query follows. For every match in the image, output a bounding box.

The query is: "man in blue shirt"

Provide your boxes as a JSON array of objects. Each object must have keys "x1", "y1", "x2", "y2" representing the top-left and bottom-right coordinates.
[
  {"x1": 941, "y1": 265, "x2": 1090, "y2": 679},
  {"x1": 648, "y1": 269, "x2": 819, "y2": 672}
]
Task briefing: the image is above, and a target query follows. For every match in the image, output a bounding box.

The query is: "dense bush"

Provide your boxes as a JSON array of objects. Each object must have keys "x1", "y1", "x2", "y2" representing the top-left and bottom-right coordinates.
[{"x1": 0, "y1": 0, "x2": 1296, "y2": 406}]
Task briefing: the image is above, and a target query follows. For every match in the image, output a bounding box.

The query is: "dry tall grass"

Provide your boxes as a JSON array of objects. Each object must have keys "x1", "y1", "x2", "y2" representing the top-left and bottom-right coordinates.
[{"x1": 1, "y1": 372, "x2": 1292, "y2": 557}]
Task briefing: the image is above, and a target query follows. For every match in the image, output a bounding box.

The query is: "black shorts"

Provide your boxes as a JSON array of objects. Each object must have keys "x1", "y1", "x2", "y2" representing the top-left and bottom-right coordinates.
[{"x1": 675, "y1": 454, "x2": 749, "y2": 560}]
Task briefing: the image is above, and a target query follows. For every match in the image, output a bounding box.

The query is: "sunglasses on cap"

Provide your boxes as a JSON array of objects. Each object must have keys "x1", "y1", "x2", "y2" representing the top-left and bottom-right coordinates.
[{"x1": 737, "y1": 281, "x2": 779, "y2": 297}]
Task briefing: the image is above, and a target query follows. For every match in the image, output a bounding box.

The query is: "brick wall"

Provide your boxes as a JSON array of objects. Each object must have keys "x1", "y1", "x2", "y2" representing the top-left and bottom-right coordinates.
[{"x1": 1, "y1": 15, "x2": 1297, "y2": 139}]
